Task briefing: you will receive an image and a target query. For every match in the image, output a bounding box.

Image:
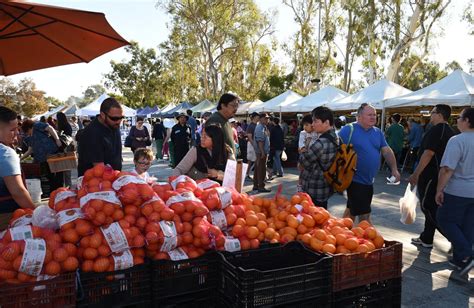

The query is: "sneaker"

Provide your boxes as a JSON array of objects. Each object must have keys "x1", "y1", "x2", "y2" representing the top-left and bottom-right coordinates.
[
  {"x1": 245, "y1": 175, "x2": 253, "y2": 181},
  {"x1": 258, "y1": 188, "x2": 271, "y2": 193},
  {"x1": 276, "y1": 174, "x2": 284, "y2": 177},
  {"x1": 411, "y1": 237, "x2": 433, "y2": 248},
  {"x1": 459, "y1": 257, "x2": 474, "y2": 276}
]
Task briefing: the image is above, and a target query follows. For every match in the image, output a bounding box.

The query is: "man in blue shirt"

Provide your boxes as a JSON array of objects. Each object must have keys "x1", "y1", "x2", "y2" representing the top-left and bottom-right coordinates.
[
  {"x1": 339, "y1": 103, "x2": 400, "y2": 223},
  {"x1": 186, "y1": 109, "x2": 197, "y2": 146}
]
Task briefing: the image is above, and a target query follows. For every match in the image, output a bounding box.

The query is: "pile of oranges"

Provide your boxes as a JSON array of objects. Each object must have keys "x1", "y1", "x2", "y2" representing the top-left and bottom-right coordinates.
[{"x1": 0, "y1": 164, "x2": 387, "y2": 284}]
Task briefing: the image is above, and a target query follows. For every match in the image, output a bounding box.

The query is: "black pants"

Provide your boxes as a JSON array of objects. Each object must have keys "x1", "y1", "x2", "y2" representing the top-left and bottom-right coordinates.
[
  {"x1": 40, "y1": 162, "x2": 64, "y2": 197},
  {"x1": 417, "y1": 176, "x2": 446, "y2": 244},
  {"x1": 173, "y1": 144, "x2": 189, "y2": 168}
]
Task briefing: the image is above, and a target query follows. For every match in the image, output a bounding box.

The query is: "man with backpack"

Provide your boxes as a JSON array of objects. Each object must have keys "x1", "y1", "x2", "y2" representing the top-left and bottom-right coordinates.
[
  {"x1": 299, "y1": 107, "x2": 338, "y2": 208},
  {"x1": 339, "y1": 103, "x2": 400, "y2": 223}
]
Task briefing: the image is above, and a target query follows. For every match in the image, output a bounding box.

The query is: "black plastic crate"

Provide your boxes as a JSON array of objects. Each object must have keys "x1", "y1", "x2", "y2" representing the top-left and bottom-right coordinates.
[
  {"x1": 77, "y1": 263, "x2": 151, "y2": 307},
  {"x1": 218, "y1": 241, "x2": 332, "y2": 307},
  {"x1": 151, "y1": 251, "x2": 219, "y2": 307},
  {"x1": 0, "y1": 272, "x2": 76, "y2": 308},
  {"x1": 332, "y1": 278, "x2": 402, "y2": 308}
]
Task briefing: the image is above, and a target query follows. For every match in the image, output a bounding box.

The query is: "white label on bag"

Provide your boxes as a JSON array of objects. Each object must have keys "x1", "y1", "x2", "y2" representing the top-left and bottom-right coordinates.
[
  {"x1": 159, "y1": 221, "x2": 178, "y2": 252},
  {"x1": 224, "y1": 236, "x2": 241, "y2": 252},
  {"x1": 141, "y1": 195, "x2": 163, "y2": 207},
  {"x1": 80, "y1": 191, "x2": 121, "y2": 208},
  {"x1": 11, "y1": 225, "x2": 33, "y2": 241},
  {"x1": 296, "y1": 214, "x2": 304, "y2": 223},
  {"x1": 76, "y1": 176, "x2": 84, "y2": 190},
  {"x1": 112, "y1": 175, "x2": 147, "y2": 191},
  {"x1": 170, "y1": 175, "x2": 193, "y2": 190},
  {"x1": 0, "y1": 230, "x2": 6, "y2": 240},
  {"x1": 294, "y1": 204, "x2": 303, "y2": 213},
  {"x1": 168, "y1": 248, "x2": 188, "y2": 261},
  {"x1": 113, "y1": 250, "x2": 134, "y2": 270},
  {"x1": 57, "y1": 208, "x2": 84, "y2": 227},
  {"x1": 197, "y1": 179, "x2": 219, "y2": 190},
  {"x1": 20, "y1": 239, "x2": 46, "y2": 276},
  {"x1": 215, "y1": 187, "x2": 232, "y2": 209},
  {"x1": 54, "y1": 190, "x2": 77, "y2": 205},
  {"x1": 33, "y1": 274, "x2": 56, "y2": 291},
  {"x1": 152, "y1": 182, "x2": 168, "y2": 187},
  {"x1": 210, "y1": 210, "x2": 227, "y2": 230},
  {"x1": 101, "y1": 222, "x2": 129, "y2": 253},
  {"x1": 165, "y1": 191, "x2": 199, "y2": 207},
  {"x1": 10, "y1": 215, "x2": 33, "y2": 228}
]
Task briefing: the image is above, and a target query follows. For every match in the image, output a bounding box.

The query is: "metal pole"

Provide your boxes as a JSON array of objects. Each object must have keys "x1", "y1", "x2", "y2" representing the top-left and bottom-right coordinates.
[{"x1": 316, "y1": 0, "x2": 322, "y2": 90}]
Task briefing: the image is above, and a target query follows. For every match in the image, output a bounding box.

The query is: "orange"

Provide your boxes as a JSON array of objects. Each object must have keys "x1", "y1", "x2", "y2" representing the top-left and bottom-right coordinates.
[
  {"x1": 256, "y1": 213, "x2": 266, "y2": 221},
  {"x1": 325, "y1": 234, "x2": 337, "y2": 246},
  {"x1": 344, "y1": 238, "x2": 359, "y2": 251},
  {"x1": 264, "y1": 228, "x2": 276, "y2": 239},
  {"x1": 62, "y1": 228, "x2": 79, "y2": 244},
  {"x1": 322, "y1": 243, "x2": 336, "y2": 254},
  {"x1": 342, "y1": 218, "x2": 353, "y2": 229},
  {"x1": 53, "y1": 248, "x2": 68, "y2": 262},
  {"x1": 81, "y1": 260, "x2": 94, "y2": 272},
  {"x1": 240, "y1": 239, "x2": 251, "y2": 250},
  {"x1": 309, "y1": 237, "x2": 323, "y2": 251},
  {"x1": 373, "y1": 236, "x2": 384, "y2": 249},
  {"x1": 336, "y1": 245, "x2": 351, "y2": 254},
  {"x1": 290, "y1": 195, "x2": 302, "y2": 205},
  {"x1": 250, "y1": 239, "x2": 260, "y2": 249},
  {"x1": 364, "y1": 227, "x2": 377, "y2": 240},
  {"x1": 277, "y1": 211, "x2": 288, "y2": 222},
  {"x1": 274, "y1": 220, "x2": 286, "y2": 230},
  {"x1": 235, "y1": 218, "x2": 246, "y2": 226},
  {"x1": 358, "y1": 220, "x2": 371, "y2": 230},
  {"x1": 231, "y1": 224, "x2": 245, "y2": 237},
  {"x1": 62, "y1": 256, "x2": 79, "y2": 272},
  {"x1": 257, "y1": 221, "x2": 268, "y2": 232},
  {"x1": 297, "y1": 224, "x2": 308, "y2": 234},
  {"x1": 301, "y1": 233, "x2": 312, "y2": 244},
  {"x1": 286, "y1": 215, "x2": 299, "y2": 229},
  {"x1": 335, "y1": 234, "x2": 347, "y2": 246},
  {"x1": 83, "y1": 247, "x2": 99, "y2": 260},
  {"x1": 356, "y1": 244, "x2": 370, "y2": 253},
  {"x1": 253, "y1": 197, "x2": 263, "y2": 206},
  {"x1": 246, "y1": 226, "x2": 259, "y2": 239},
  {"x1": 246, "y1": 214, "x2": 259, "y2": 226},
  {"x1": 352, "y1": 227, "x2": 365, "y2": 238},
  {"x1": 45, "y1": 261, "x2": 61, "y2": 276},
  {"x1": 280, "y1": 233, "x2": 295, "y2": 243},
  {"x1": 302, "y1": 214, "x2": 315, "y2": 228},
  {"x1": 313, "y1": 229, "x2": 327, "y2": 241}
]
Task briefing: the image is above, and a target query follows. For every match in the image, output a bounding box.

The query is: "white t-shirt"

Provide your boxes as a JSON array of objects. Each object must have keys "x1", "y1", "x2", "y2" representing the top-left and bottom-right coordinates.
[
  {"x1": 298, "y1": 131, "x2": 318, "y2": 149},
  {"x1": 440, "y1": 132, "x2": 474, "y2": 198},
  {"x1": 131, "y1": 168, "x2": 154, "y2": 184}
]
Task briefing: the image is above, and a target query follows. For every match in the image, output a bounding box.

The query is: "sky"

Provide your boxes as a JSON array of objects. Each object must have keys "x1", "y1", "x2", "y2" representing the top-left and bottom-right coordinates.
[{"x1": 7, "y1": 0, "x2": 473, "y2": 101}]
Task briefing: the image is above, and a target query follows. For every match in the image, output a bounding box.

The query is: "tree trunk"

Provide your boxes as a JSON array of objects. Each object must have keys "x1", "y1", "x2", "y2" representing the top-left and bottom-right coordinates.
[
  {"x1": 386, "y1": 4, "x2": 421, "y2": 81},
  {"x1": 342, "y1": 9, "x2": 353, "y2": 92}
]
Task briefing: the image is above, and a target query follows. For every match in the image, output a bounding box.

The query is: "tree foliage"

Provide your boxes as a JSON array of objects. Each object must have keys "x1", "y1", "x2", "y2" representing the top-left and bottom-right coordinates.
[
  {"x1": 104, "y1": 41, "x2": 163, "y2": 108},
  {"x1": 0, "y1": 78, "x2": 48, "y2": 117}
]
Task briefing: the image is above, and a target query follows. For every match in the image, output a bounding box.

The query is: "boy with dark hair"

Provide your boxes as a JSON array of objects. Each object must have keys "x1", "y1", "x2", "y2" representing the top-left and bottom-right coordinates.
[{"x1": 299, "y1": 107, "x2": 338, "y2": 208}]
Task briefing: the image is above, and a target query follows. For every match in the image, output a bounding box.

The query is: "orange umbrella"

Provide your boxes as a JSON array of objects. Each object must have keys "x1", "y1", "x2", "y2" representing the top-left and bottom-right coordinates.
[{"x1": 0, "y1": 0, "x2": 129, "y2": 76}]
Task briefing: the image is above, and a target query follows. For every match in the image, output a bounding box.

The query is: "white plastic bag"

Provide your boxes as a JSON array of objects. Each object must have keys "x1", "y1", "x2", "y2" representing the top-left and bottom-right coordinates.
[
  {"x1": 247, "y1": 141, "x2": 256, "y2": 162},
  {"x1": 32, "y1": 205, "x2": 59, "y2": 230},
  {"x1": 399, "y1": 184, "x2": 418, "y2": 224},
  {"x1": 281, "y1": 150, "x2": 288, "y2": 162}
]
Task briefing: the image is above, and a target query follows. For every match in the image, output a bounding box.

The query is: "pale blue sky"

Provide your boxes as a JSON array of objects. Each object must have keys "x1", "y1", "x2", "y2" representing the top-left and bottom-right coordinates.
[{"x1": 8, "y1": 0, "x2": 473, "y2": 101}]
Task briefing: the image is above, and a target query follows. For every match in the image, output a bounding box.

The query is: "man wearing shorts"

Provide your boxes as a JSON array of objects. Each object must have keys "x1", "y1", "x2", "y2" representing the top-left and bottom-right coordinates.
[{"x1": 339, "y1": 103, "x2": 400, "y2": 223}]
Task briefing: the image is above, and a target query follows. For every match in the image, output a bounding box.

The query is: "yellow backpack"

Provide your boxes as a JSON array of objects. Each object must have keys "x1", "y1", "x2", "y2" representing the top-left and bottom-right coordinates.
[{"x1": 323, "y1": 124, "x2": 357, "y2": 193}]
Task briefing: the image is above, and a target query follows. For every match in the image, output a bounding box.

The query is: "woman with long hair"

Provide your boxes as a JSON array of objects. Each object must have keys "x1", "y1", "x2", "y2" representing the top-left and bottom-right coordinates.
[{"x1": 172, "y1": 124, "x2": 234, "y2": 182}]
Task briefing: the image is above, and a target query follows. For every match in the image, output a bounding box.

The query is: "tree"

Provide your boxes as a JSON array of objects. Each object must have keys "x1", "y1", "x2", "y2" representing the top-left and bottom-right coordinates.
[
  {"x1": 157, "y1": 0, "x2": 274, "y2": 101},
  {"x1": 104, "y1": 41, "x2": 163, "y2": 108},
  {"x1": 385, "y1": 0, "x2": 451, "y2": 82},
  {"x1": 462, "y1": 2, "x2": 474, "y2": 36},
  {"x1": 0, "y1": 78, "x2": 48, "y2": 117},
  {"x1": 81, "y1": 84, "x2": 106, "y2": 107},
  {"x1": 258, "y1": 67, "x2": 295, "y2": 101},
  {"x1": 44, "y1": 96, "x2": 63, "y2": 108},
  {"x1": 398, "y1": 55, "x2": 447, "y2": 90}
]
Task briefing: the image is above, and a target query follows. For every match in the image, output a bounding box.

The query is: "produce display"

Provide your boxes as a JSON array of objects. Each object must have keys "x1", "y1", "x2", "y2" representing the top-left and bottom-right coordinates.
[{"x1": 0, "y1": 163, "x2": 387, "y2": 285}]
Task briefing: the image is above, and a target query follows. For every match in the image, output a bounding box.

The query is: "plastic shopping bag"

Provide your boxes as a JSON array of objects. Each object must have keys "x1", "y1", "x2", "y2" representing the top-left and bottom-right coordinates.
[
  {"x1": 281, "y1": 150, "x2": 288, "y2": 162},
  {"x1": 399, "y1": 184, "x2": 418, "y2": 224}
]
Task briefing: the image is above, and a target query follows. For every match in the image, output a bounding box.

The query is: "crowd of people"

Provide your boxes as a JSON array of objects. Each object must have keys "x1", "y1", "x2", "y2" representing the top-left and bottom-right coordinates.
[{"x1": 0, "y1": 95, "x2": 472, "y2": 275}]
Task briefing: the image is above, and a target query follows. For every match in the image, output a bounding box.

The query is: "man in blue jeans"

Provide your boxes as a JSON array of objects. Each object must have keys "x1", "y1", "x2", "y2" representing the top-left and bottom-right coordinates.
[{"x1": 435, "y1": 107, "x2": 474, "y2": 276}]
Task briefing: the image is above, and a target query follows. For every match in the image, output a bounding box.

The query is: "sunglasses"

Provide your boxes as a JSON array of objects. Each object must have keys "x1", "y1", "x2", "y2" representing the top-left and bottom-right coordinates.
[
  {"x1": 137, "y1": 161, "x2": 151, "y2": 166},
  {"x1": 106, "y1": 113, "x2": 124, "y2": 121}
]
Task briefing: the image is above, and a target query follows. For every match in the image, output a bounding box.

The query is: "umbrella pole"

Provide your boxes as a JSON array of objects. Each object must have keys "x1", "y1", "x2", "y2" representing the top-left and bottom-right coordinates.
[{"x1": 381, "y1": 103, "x2": 386, "y2": 131}]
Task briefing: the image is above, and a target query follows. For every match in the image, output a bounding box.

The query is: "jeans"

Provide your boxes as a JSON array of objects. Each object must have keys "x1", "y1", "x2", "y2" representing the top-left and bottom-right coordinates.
[
  {"x1": 272, "y1": 150, "x2": 283, "y2": 176},
  {"x1": 155, "y1": 139, "x2": 164, "y2": 159},
  {"x1": 437, "y1": 193, "x2": 474, "y2": 263}
]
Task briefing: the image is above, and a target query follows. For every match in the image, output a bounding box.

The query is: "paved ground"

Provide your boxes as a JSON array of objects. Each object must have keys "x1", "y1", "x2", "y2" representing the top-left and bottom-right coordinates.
[{"x1": 75, "y1": 148, "x2": 474, "y2": 307}]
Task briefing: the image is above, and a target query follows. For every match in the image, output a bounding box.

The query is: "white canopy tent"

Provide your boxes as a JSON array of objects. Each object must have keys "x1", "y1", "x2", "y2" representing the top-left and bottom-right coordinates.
[
  {"x1": 236, "y1": 100, "x2": 262, "y2": 115},
  {"x1": 248, "y1": 90, "x2": 302, "y2": 113},
  {"x1": 325, "y1": 79, "x2": 412, "y2": 111},
  {"x1": 32, "y1": 104, "x2": 66, "y2": 120},
  {"x1": 159, "y1": 102, "x2": 177, "y2": 114},
  {"x1": 384, "y1": 69, "x2": 474, "y2": 108},
  {"x1": 284, "y1": 86, "x2": 349, "y2": 113},
  {"x1": 76, "y1": 94, "x2": 136, "y2": 117}
]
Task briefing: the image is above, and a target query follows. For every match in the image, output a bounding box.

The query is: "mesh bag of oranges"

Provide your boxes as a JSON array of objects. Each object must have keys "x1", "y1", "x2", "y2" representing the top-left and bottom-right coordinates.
[
  {"x1": 79, "y1": 191, "x2": 124, "y2": 227},
  {"x1": 0, "y1": 227, "x2": 79, "y2": 283},
  {"x1": 7, "y1": 208, "x2": 34, "y2": 228},
  {"x1": 112, "y1": 174, "x2": 156, "y2": 207},
  {"x1": 166, "y1": 191, "x2": 209, "y2": 222},
  {"x1": 151, "y1": 182, "x2": 173, "y2": 202},
  {"x1": 168, "y1": 175, "x2": 198, "y2": 192}
]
